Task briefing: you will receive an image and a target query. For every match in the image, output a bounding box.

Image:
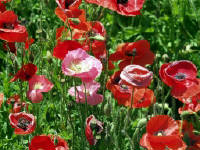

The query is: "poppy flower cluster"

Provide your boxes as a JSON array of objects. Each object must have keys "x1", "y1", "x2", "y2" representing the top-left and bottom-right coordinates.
[
  {"x1": 159, "y1": 60, "x2": 200, "y2": 114},
  {"x1": 85, "y1": 0, "x2": 146, "y2": 16},
  {"x1": 29, "y1": 135, "x2": 69, "y2": 150},
  {"x1": 10, "y1": 63, "x2": 54, "y2": 103},
  {"x1": 107, "y1": 64, "x2": 155, "y2": 108}
]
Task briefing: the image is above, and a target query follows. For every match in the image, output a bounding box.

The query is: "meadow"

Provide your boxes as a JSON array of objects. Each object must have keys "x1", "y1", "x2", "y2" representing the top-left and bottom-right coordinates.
[{"x1": 0, "y1": 0, "x2": 200, "y2": 149}]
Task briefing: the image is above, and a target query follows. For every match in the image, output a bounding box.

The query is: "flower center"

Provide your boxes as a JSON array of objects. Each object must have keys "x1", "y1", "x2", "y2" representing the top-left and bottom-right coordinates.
[
  {"x1": 117, "y1": 0, "x2": 128, "y2": 4},
  {"x1": 17, "y1": 117, "x2": 31, "y2": 131},
  {"x1": 154, "y1": 130, "x2": 165, "y2": 136},
  {"x1": 3, "y1": 23, "x2": 14, "y2": 29},
  {"x1": 90, "y1": 122, "x2": 101, "y2": 133},
  {"x1": 70, "y1": 60, "x2": 90, "y2": 73},
  {"x1": 34, "y1": 82, "x2": 43, "y2": 90},
  {"x1": 65, "y1": 0, "x2": 75, "y2": 9},
  {"x1": 125, "y1": 48, "x2": 137, "y2": 57},
  {"x1": 175, "y1": 73, "x2": 186, "y2": 80},
  {"x1": 120, "y1": 84, "x2": 128, "y2": 90}
]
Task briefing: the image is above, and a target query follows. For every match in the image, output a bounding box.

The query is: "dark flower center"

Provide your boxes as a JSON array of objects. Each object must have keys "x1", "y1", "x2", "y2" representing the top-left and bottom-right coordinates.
[
  {"x1": 117, "y1": 0, "x2": 128, "y2": 4},
  {"x1": 125, "y1": 48, "x2": 137, "y2": 57},
  {"x1": 175, "y1": 73, "x2": 186, "y2": 80},
  {"x1": 113, "y1": 76, "x2": 121, "y2": 84},
  {"x1": 65, "y1": 0, "x2": 75, "y2": 9},
  {"x1": 17, "y1": 117, "x2": 31, "y2": 131},
  {"x1": 3, "y1": 23, "x2": 14, "y2": 29},
  {"x1": 90, "y1": 123, "x2": 101, "y2": 133}
]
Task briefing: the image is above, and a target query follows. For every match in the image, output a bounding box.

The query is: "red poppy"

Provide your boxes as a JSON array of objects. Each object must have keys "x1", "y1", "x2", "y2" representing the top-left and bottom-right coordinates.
[
  {"x1": 120, "y1": 64, "x2": 153, "y2": 88},
  {"x1": 9, "y1": 112, "x2": 36, "y2": 135},
  {"x1": 13, "y1": 102, "x2": 29, "y2": 113},
  {"x1": 85, "y1": 0, "x2": 145, "y2": 16},
  {"x1": 29, "y1": 135, "x2": 69, "y2": 150},
  {"x1": 25, "y1": 37, "x2": 34, "y2": 50},
  {"x1": 55, "y1": 7, "x2": 90, "y2": 31},
  {"x1": 0, "y1": 93, "x2": 3, "y2": 108},
  {"x1": 107, "y1": 71, "x2": 155, "y2": 108},
  {"x1": 0, "y1": 2, "x2": 6, "y2": 13},
  {"x1": 56, "y1": 0, "x2": 82, "y2": 10},
  {"x1": 10, "y1": 63, "x2": 37, "y2": 82},
  {"x1": 178, "y1": 99, "x2": 200, "y2": 114},
  {"x1": 85, "y1": 115, "x2": 103, "y2": 145},
  {"x1": 109, "y1": 40, "x2": 155, "y2": 70},
  {"x1": 3, "y1": 42, "x2": 17, "y2": 55},
  {"x1": 7, "y1": 94, "x2": 20, "y2": 104},
  {"x1": 177, "y1": 120, "x2": 200, "y2": 150},
  {"x1": 159, "y1": 60, "x2": 200, "y2": 99},
  {"x1": 0, "y1": 11, "x2": 28, "y2": 42},
  {"x1": 140, "y1": 115, "x2": 186, "y2": 150},
  {"x1": 53, "y1": 40, "x2": 83, "y2": 60}
]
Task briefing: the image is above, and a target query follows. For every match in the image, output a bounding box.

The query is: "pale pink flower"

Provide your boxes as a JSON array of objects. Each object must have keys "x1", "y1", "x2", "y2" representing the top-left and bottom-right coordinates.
[
  {"x1": 27, "y1": 75, "x2": 54, "y2": 103},
  {"x1": 62, "y1": 48, "x2": 102, "y2": 82},
  {"x1": 68, "y1": 81, "x2": 103, "y2": 105},
  {"x1": 120, "y1": 64, "x2": 153, "y2": 88}
]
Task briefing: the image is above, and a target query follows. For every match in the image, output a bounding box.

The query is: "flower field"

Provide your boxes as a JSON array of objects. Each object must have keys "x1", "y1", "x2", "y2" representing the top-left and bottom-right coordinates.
[{"x1": 0, "y1": 0, "x2": 200, "y2": 149}]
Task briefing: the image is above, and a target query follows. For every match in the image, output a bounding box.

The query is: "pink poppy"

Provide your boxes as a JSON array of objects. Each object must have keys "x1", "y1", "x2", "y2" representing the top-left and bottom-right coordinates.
[
  {"x1": 27, "y1": 75, "x2": 54, "y2": 103},
  {"x1": 62, "y1": 48, "x2": 102, "y2": 82},
  {"x1": 120, "y1": 64, "x2": 153, "y2": 87},
  {"x1": 68, "y1": 81, "x2": 103, "y2": 105}
]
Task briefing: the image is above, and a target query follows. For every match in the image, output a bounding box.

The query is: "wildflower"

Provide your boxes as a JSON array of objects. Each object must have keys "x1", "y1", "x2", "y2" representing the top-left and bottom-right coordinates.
[
  {"x1": 62, "y1": 48, "x2": 102, "y2": 82},
  {"x1": 10, "y1": 63, "x2": 37, "y2": 82},
  {"x1": 140, "y1": 115, "x2": 186, "y2": 150},
  {"x1": 85, "y1": 115, "x2": 103, "y2": 145},
  {"x1": 0, "y1": 11, "x2": 28, "y2": 42},
  {"x1": 85, "y1": 0, "x2": 146, "y2": 16},
  {"x1": 109, "y1": 40, "x2": 155, "y2": 70},
  {"x1": 159, "y1": 60, "x2": 200, "y2": 99},
  {"x1": 27, "y1": 75, "x2": 54, "y2": 103},
  {"x1": 29, "y1": 135, "x2": 69, "y2": 150},
  {"x1": 9, "y1": 112, "x2": 36, "y2": 135},
  {"x1": 120, "y1": 64, "x2": 153, "y2": 88},
  {"x1": 68, "y1": 81, "x2": 103, "y2": 105}
]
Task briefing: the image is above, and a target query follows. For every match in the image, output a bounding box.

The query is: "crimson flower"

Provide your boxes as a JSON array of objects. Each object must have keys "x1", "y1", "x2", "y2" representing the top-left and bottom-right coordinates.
[
  {"x1": 107, "y1": 71, "x2": 155, "y2": 108},
  {"x1": 9, "y1": 112, "x2": 36, "y2": 135},
  {"x1": 140, "y1": 115, "x2": 186, "y2": 150},
  {"x1": 53, "y1": 40, "x2": 83, "y2": 60},
  {"x1": 55, "y1": 7, "x2": 90, "y2": 31},
  {"x1": 159, "y1": 60, "x2": 200, "y2": 99},
  {"x1": 0, "y1": 11, "x2": 28, "y2": 42},
  {"x1": 56, "y1": 0, "x2": 82, "y2": 10},
  {"x1": 85, "y1": 115, "x2": 103, "y2": 145},
  {"x1": 0, "y1": 2, "x2": 6, "y2": 13},
  {"x1": 29, "y1": 135, "x2": 69, "y2": 150},
  {"x1": 10, "y1": 63, "x2": 37, "y2": 82},
  {"x1": 178, "y1": 96, "x2": 200, "y2": 114},
  {"x1": 109, "y1": 40, "x2": 155, "y2": 70},
  {"x1": 85, "y1": 0, "x2": 145, "y2": 16},
  {"x1": 3, "y1": 42, "x2": 17, "y2": 55},
  {"x1": 7, "y1": 94, "x2": 20, "y2": 104},
  {"x1": 177, "y1": 120, "x2": 200, "y2": 150},
  {"x1": 120, "y1": 64, "x2": 153, "y2": 88},
  {"x1": 27, "y1": 75, "x2": 54, "y2": 103}
]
